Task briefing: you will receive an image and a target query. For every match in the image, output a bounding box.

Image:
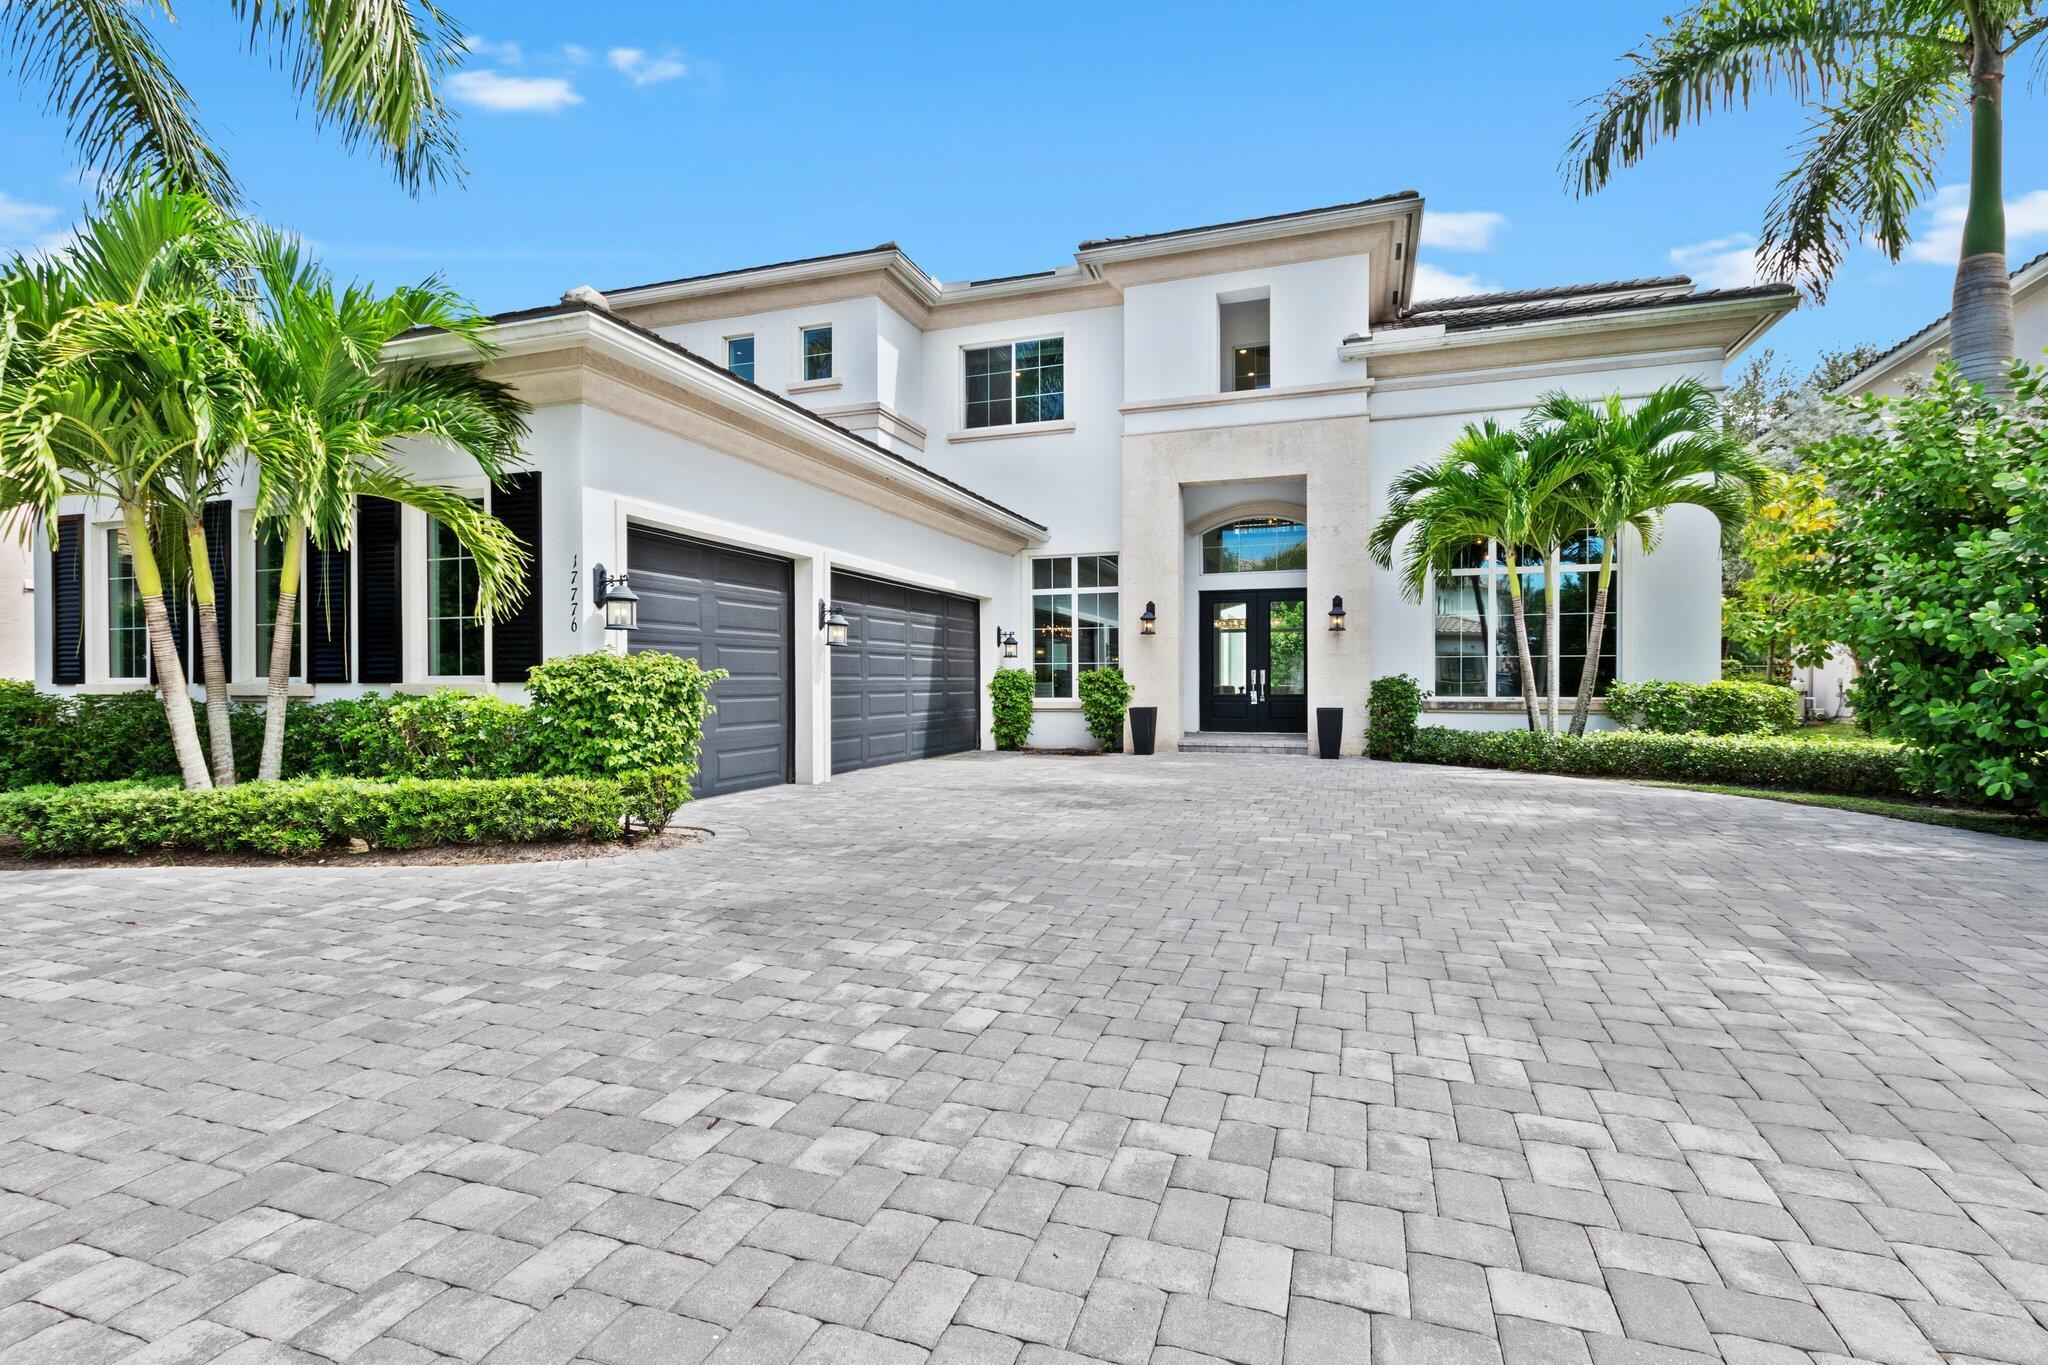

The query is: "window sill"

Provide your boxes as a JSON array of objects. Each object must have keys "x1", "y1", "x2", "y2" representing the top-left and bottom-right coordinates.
[
  {"x1": 787, "y1": 377, "x2": 842, "y2": 394},
  {"x1": 947, "y1": 419, "x2": 1076, "y2": 444},
  {"x1": 1117, "y1": 378, "x2": 1372, "y2": 415},
  {"x1": 78, "y1": 680, "x2": 151, "y2": 695},
  {"x1": 1033, "y1": 699, "x2": 1082, "y2": 711},
  {"x1": 228, "y1": 681, "x2": 314, "y2": 699},
  {"x1": 1427, "y1": 698, "x2": 1610, "y2": 714},
  {"x1": 396, "y1": 679, "x2": 493, "y2": 695}
]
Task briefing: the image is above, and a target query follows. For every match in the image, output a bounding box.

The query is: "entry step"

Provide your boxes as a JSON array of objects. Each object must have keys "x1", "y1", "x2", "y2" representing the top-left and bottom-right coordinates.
[{"x1": 1179, "y1": 732, "x2": 1308, "y2": 754}]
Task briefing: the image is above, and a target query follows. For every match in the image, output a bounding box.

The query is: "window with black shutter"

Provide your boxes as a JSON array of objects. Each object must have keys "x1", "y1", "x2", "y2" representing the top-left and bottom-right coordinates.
[
  {"x1": 491, "y1": 473, "x2": 542, "y2": 682},
  {"x1": 51, "y1": 515, "x2": 83, "y2": 684}
]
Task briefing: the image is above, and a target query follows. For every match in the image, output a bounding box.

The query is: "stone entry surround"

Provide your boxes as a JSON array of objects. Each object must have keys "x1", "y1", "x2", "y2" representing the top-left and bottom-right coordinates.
[{"x1": 1, "y1": 753, "x2": 2047, "y2": 1364}]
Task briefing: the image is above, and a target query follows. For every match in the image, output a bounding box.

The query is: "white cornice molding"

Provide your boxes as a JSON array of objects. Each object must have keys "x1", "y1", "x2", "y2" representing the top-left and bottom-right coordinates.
[
  {"x1": 1118, "y1": 378, "x2": 1373, "y2": 415},
  {"x1": 1076, "y1": 197, "x2": 1422, "y2": 267},
  {"x1": 1339, "y1": 294, "x2": 1793, "y2": 362},
  {"x1": 602, "y1": 249, "x2": 944, "y2": 312}
]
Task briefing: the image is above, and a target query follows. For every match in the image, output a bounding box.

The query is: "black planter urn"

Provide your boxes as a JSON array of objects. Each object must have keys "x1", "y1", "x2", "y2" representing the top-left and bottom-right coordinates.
[
  {"x1": 1128, "y1": 706, "x2": 1158, "y2": 756},
  {"x1": 1316, "y1": 706, "x2": 1344, "y2": 760}
]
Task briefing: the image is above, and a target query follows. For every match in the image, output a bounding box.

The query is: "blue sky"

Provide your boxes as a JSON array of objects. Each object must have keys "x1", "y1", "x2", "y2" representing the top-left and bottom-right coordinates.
[{"x1": 3, "y1": 1, "x2": 2043, "y2": 378}]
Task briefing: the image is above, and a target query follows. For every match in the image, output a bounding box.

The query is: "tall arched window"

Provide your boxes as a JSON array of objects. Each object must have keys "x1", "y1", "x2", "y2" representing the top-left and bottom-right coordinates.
[{"x1": 1201, "y1": 517, "x2": 1306, "y2": 574}]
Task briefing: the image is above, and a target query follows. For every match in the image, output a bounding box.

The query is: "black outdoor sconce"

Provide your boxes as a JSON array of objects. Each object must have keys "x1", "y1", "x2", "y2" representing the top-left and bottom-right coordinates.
[
  {"x1": 995, "y1": 626, "x2": 1018, "y2": 659},
  {"x1": 592, "y1": 565, "x2": 640, "y2": 633},
  {"x1": 1328, "y1": 595, "x2": 1347, "y2": 632},
  {"x1": 1138, "y1": 601, "x2": 1157, "y2": 636},
  {"x1": 819, "y1": 600, "x2": 850, "y2": 647}
]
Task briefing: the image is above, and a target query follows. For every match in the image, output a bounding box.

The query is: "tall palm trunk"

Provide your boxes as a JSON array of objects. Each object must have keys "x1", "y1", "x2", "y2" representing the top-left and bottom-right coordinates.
[
  {"x1": 1503, "y1": 552, "x2": 1542, "y2": 732},
  {"x1": 1952, "y1": 37, "x2": 2011, "y2": 392},
  {"x1": 188, "y1": 521, "x2": 235, "y2": 786},
  {"x1": 1569, "y1": 541, "x2": 1616, "y2": 736},
  {"x1": 257, "y1": 525, "x2": 302, "y2": 781},
  {"x1": 1544, "y1": 544, "x2": 1562, "y2": 734},
  {"x1": 125, "y1": 506, "x2": 211, "y2": 790}
]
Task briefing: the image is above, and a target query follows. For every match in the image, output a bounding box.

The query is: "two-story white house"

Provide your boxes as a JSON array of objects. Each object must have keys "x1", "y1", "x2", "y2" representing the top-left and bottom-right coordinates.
[{"x1": 32, "y1": 192, "x2": 1794, "y2": 794}]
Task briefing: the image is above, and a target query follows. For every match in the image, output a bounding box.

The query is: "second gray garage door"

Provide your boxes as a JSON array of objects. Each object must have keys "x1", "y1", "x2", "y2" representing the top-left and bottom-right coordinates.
[
  {"x1": 831, "y1": 572, "x2": 980, "y2": 774},
  {"x1": 629, "y1": 527, "x2": 793, "y2": 798}
]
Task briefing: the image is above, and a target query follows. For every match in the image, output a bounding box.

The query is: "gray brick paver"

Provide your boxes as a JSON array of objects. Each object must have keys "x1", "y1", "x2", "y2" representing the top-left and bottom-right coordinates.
[{"x1": 1, "y1": 754, "x2": 2045, "y2": 1365}]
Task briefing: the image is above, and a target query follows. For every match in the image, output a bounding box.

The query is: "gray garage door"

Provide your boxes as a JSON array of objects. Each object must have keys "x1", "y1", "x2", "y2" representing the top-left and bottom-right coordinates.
[
  {"x1": 629, "y1": 528, "x2": 793, "y2": 797},
  {"x1": 831, "y1": 572, "x2": 980, "y2": 774}
]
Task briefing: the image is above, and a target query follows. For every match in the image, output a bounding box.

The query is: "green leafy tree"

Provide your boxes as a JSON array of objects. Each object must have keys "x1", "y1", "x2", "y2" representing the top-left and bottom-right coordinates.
[
  {"x1": 1722, "y1": 468, "x2": 1845, "y2": 681},
  {"x1": 1533, "y1": 379, "x2": 1766, "y2": 734},
  {"x1": 1566, "y1": 0, "x2": 2048, "y2": 392},
  {"x1": 1, "y1": 0, "x2": 467, "y2": 203},
  {"x1": 1369, "y1": 420, "x2": 1593, "y2": 732},
  {"x1": 1787, "y1": 362, "x2": 2048, "y2": 810},
  {"x1": 0, "y1": 185, "x2": 248, "y2": 789},
  {"x1": 236, "y1": 226, "x2": 531, "y2": 779}
]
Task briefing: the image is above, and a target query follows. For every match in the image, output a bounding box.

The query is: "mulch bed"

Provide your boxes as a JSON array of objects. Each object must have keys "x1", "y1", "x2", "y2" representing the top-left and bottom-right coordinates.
[{"x1": 0, "y1": 826, "x2": 711, "y2": 871}]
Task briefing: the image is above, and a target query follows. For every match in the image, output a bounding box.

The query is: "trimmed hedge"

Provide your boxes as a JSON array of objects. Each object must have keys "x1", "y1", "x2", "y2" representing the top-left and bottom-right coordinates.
[
  {"x1": 525, "y1": 651, "x2": 722, "y2": 778},
  {"x1": 1406, "y1": 726, "x2": 1911, "y2": 796},
  {"x1": 989, "y1": 667, "x2": 1034, "y2": 750},
  {"x1": 1606, "y1": 679, "x2": 1801, "y2": 736},
  {"x1": 0, "y1": 768, "x2": 695, "y2": 857},
  {"x1": 1367, "y1": 674, "x2": 1426, "y2": 760}
]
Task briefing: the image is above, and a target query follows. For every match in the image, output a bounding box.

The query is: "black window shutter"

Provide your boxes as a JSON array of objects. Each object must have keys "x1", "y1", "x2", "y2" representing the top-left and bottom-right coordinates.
[
  {"x1": 356, "y1": 497, "x2": 403, "y2": 683},
  {"x1": 491, "y1": 472, "x2": 543, "y2": 682},
  {"x1": 306, "y1": 542, "x2": 351, "y2": 682},
  {"x1": 51, "y1": 514, "x2": 83, "y2": 684},
  {"x1": 203, "y1": 500, "x2": 232, "y2": 680}
]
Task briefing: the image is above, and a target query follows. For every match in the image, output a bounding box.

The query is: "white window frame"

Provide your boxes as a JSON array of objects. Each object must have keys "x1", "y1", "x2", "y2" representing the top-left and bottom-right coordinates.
[
  {"x1": 1430, "y1": 535, "x2": 1619, "y2": 701},
  {"x1": 1029, "y1": 552, "x2": 1120, "y2": 703},
  {"x1": 239, "y1": 509, "x2": 307, "y2": 684},
  {"x1": 794, "y1": 323, "x2": 834, "y2": 386},
  {"x1": 959, "y1": 333, "x2": 1067, "y2": 434},
  {"x1": 416, "y1": 492, "x2": 491, "y2": 684},
  {"x1": 102, "y1": 523, "x2": 149, "y2": 681},
  {"x1": 724, "y1": 333, "x2": 756, "y2": 383}
]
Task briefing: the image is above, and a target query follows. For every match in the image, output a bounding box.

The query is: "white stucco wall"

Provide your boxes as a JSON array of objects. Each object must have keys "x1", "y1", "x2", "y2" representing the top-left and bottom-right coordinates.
[
  {"x1": 654, "y1": 296, "x2": 884, "y2": 415},
  {"x1": 1122, "y1": 256, "x2": 1371, "y2": 404},
  {"x1": 0, "y1": 531, "x2": 31, "y2": 680}
]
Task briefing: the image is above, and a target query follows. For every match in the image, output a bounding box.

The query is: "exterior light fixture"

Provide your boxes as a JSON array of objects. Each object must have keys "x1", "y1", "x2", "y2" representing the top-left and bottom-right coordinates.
[
  {"x1": 996, "y1": 626, "x2": 1019, "y2": 660},
  {"x1": 1139, "y1": 601, "x2": 1158, "y2": 636},
  {"x1": 592, "y1": 564, "x2": 640, "y2": 633},
  {"x1": 820, "y1": 600, "x2": 850, "y2": 648},
  {"x1": 1328, "y1": 595, "x2": 1347, "y2": 632}
]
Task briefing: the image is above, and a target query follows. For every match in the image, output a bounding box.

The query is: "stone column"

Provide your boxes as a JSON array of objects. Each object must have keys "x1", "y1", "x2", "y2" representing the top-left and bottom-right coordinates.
[
  {"x1": 1120, "y1": 456, "x2": 1185, "y2": 750},
  {"x1": 1307, "y1": 461, "x2": 1373, "y2": 755}
]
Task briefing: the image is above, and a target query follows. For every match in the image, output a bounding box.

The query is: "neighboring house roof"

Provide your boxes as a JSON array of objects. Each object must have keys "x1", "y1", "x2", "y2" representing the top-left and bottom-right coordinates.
[
  {"x1": 1358, "y1": 280, "x2": 1796, "y2": 337},
  {"x1": 1836, "y1": 247, "x2": 2048, "y2": 394}
]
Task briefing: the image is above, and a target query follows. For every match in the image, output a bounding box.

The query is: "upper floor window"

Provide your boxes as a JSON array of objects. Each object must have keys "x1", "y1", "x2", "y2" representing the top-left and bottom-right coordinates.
[
  {"x1": 1202, "y1": 518, "x2": 1305, "y2": 574},
  {"x1": 965, "y1": 336, "x2": 1065, "y2": 430},
  {"x1": 428, "y1": 504, "x2": 485, "y2": 678},
  {"x1": 800, "y1": 325, "x2": 833, "y2": 382},
  {"x1": 1219, "y1": 292, "x2": 1271, "y2": 392},
  {"x1": 1031, "y1": 553, "x2": 1117, "y2": 699},
  {"x1": 726, "y1": 335, "x2": 755, "y2": 383},
  {"x1": 1232, "y1": 345, "x2": 1271, "y2": 392},
  {"x1": 1434, "y1": 532, "x2": 1619, "y2": 700},
  {"x1": 106, "y1": 527, "x2": 147, "y2": 679}
]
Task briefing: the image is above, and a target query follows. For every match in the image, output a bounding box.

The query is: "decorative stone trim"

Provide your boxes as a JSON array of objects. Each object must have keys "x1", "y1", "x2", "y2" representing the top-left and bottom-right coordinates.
[{"x1": 947, "y1": 419, "x2": 1076, "y2": 444}]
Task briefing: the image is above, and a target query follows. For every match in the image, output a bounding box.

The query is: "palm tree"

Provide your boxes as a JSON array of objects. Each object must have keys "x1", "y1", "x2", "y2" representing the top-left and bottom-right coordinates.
[
  {"x1": 0, "y1": 187, "x2": 249, "y2": 788},
  {"x1": 1565, "y1": 1, "x2": 2048, "y2": 392},
  {"x1": 237, "y1": 228, "x2": 531, "y2": 780},
  {"x1": 1531, "y1": 380, "x2": 1768, "y2": 735},
  {"x1": 1370, "y1": 421, "x2": 1594, "y2": 732},
  {"x1": 2, "y1": 0, "x2": 467, "y2": 203}
]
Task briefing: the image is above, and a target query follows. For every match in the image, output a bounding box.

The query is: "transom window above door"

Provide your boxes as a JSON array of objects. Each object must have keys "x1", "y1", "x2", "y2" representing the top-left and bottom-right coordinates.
[
  {"x1": 1202, "y1": 517, "x2": 1306, "y2": 574},
  {"x1": 964, "y1": 336, "x2": 1065, "y2": 429}
]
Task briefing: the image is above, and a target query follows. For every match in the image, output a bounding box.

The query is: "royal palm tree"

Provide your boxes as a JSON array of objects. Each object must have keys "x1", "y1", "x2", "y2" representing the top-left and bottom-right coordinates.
[
  {"x1": 0, "y1": 187, "x2": 249, "y2": 788},
  {"x1": 1532, "y1": 380, "x2": 1768, "y2": 735},
  {"x1": 1565, "y1": 1, "x2": 2048, "y2": 392},
  {"x1": 1370, "y1": 421, "x2": 1594, "y2": 732},
  {"x1": 1, "y1": 0, "x2": 467, "y2": 203},
  {"x1": 238, "y1": 227, "x2": 530, "y2": 780}
]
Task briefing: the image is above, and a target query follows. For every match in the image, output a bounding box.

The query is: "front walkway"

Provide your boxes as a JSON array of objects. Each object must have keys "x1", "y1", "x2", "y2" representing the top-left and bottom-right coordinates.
[{"x1": 2, "y1": 754, "x2": 2046, "y2": 1364}]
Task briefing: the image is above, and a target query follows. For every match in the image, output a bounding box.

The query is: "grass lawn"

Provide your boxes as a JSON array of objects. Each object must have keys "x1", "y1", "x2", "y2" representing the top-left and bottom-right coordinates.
[
  {"x1": 1779, "y1": 723, "x2": 1893, "y2": 746},
  {"x1": 1639, "y1": 778, "x2": 2048, "y2": 842}
]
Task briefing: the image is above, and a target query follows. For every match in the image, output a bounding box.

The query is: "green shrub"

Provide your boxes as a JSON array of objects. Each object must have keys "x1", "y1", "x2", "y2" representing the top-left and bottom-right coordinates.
[
  {"x1": 526, "y1": 651, "x2": 723, "y2": 777},
  {"x1": 354, "y1": 690, "x2": 536, "y2": 779},
  {"x1": 0, "y1": 775, "x2": 632, "y2": 856},
  {"x1": 1367, "y1": 674, "x2": 1427, "y2": 760},
  {"x1": 0, "y1": 681, "x2": 63, "y2": 787},
  {"x1": 617, "y1": 766, "x2": 693, "y2": 831},
  {"x1": 1606, "y1": 679, "x2": 1800, "y2": 736},
  {"x1": 1077, "y1": 666, "x2": 1133, "y2": 752},
  {"x1": 989, "y1": 667, "x2": 1035, "y2": 750},
  {"x1": 278, "y1": 695, "x2": 397, "y2": 777},
  {"x1": 1404, "y1": 726, "x2": 1910, "y2": 795}
]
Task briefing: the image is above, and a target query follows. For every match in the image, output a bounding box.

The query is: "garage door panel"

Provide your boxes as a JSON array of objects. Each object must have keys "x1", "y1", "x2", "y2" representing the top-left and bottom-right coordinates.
[
  {"x1": 629, "y1": 527, "x2": 793, "y2": 798},
  {"x1": 830, "y1": 572, "x2": 980, "y2": 775}
]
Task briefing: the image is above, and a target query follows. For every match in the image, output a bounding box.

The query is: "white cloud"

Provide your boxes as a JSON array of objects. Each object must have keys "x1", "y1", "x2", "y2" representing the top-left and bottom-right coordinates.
[
  {"x1": 1903, "y1": 183, "x2": 2048, "y2": 263},
  {"x1": 1410, "y1": 262, "x2": 1497, "y2": 301},
  {"x1": 1669, "y1": 233, "x2": 1764, "y2": 289},
  {"x1": 449, "y1": 69, "x2": 582, "y2": 114},
  {"x1": 608, "y1": 46, "x2": 689, "y2": 85},
  {"x1": 1421, "y1": 210, "x2": 1507, "y2": 252},
  {"x1": 0, "y1": 191, "x2": 61, "y2": 240},
  {"x1": 461, "y1": 34, "x2": 525, "y2": 65},
  {"x1": 561, "y1": 43, "x2": 593, "y2": 65}
]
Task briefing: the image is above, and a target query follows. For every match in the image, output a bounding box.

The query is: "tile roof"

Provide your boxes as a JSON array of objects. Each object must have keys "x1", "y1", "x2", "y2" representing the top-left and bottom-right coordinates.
[
  {"x1": 1373, "y1": 281, "x2": 1796, "y2": 335},
  {"x1": 1076, "y1": 191, "x2": 1420, "y2": 251},
  {"x1": 599, "y1": 243, "x2": 930, "y2": 299},
  {"x1": 1406, "y1": 276, "x2": 1691, "y2": 312}
]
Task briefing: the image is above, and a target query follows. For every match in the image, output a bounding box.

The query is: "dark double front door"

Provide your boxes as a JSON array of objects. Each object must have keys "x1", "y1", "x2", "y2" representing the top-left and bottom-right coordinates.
[{"x1": 1198, "y1": 590, "x2": 1308, "y2": 732}]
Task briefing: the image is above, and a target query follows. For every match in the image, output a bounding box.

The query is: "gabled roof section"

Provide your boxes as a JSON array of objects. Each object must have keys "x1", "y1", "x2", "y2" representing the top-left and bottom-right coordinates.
[
  {"x1": 1074, "y1": 191, "x2": 1421, "y2": 253},
  {"x1": 1835, "y1": 247, "x2": 2048, "y2": 394}
]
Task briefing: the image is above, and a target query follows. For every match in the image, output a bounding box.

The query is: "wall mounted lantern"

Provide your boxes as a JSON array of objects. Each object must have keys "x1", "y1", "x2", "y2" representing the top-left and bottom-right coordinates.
[
  {"x1": 996, "y1": 626, "x2": 1019, "y2": 660},
  {"x1": 1139, "y1": 601, "x2": 1158, "y2": 636},
  {"x1": 1328, "y1": 595, "x2": 1347, "y2": 632},
  {"x1": 819, "y1": 600, "x2": 850, "y2": 648},
  {"x1": 592, "y1": 565, "x2": 640, "y2": 633}
]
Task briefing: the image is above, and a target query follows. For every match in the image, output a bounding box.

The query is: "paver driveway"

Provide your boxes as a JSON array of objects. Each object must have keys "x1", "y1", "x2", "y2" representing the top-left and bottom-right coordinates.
[{"x1": 3, "y1": 753, "x2": 2048, "y2": 1365}]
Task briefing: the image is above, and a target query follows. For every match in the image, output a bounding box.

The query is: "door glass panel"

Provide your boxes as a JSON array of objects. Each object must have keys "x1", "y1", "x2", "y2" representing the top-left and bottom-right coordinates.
[
  {"x1": 1210, "y1": 601, "x2": 1247, "y2": 695},
  {"x1": 1267, "y1": 598, "x2": 1306, "y2": 695}
]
